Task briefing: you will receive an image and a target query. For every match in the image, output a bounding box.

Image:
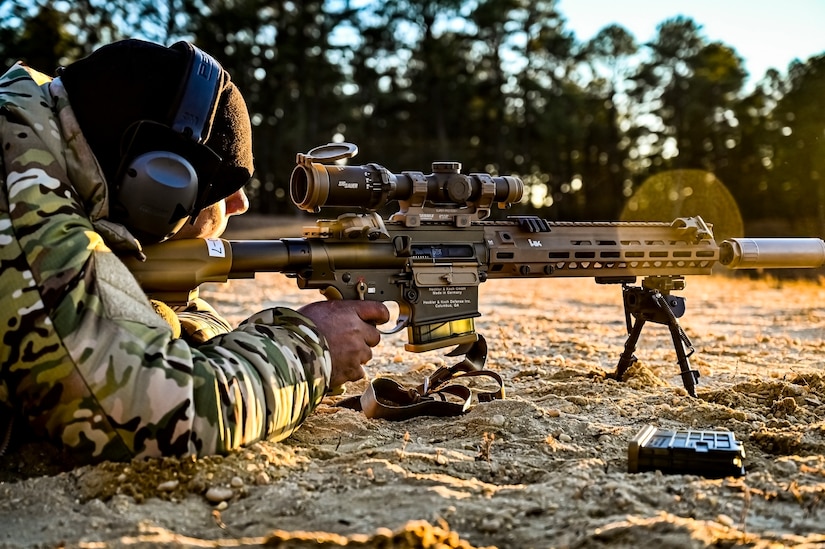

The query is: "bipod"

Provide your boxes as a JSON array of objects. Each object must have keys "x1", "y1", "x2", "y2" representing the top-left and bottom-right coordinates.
[{"x1": 613, "y1": 276, "x2": 699, "y2": 397}]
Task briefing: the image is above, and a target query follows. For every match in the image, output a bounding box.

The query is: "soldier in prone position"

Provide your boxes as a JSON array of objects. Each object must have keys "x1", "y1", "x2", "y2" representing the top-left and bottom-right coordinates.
[{"x1": 0, "y1": 39, "x2": 388, "y2": 462}]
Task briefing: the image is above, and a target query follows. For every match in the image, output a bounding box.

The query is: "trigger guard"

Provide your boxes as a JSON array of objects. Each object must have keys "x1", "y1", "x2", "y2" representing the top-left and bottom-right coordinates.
[
  {"x1": 379, "y1": 314, "x2": 409, "y2": 335},
  {"x1": 321, "y1": 286, "x2": 344, "y2": 300}
]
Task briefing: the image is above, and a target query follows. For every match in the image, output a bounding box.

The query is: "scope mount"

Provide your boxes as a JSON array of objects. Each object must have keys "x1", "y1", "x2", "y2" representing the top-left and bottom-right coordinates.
[{"x1": 390, "y1": 164, "x2": 500, "y2": 227}]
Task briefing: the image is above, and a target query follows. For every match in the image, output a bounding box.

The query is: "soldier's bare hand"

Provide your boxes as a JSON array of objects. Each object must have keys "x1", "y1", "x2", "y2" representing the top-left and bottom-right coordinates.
[{"x1": 298, "y1": 300, "x2": 390, "y2": 389}]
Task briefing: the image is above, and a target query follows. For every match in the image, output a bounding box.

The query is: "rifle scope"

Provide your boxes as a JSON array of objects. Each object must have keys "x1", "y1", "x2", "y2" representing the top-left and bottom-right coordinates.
[{"x1": 290, "y1": 143, "x2": 523, "y2": 212}]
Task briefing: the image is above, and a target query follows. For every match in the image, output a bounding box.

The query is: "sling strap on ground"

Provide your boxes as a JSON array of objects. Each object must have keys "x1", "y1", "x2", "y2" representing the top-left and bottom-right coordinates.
[{"x1": 335, "y1": 335, "x2": 506, "y2": 420}]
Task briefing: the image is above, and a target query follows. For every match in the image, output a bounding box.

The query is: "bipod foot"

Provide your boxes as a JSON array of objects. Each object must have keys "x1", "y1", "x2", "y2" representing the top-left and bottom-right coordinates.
[{"x1": 614, "y1": 353, "x2": 638, "y2": 382}]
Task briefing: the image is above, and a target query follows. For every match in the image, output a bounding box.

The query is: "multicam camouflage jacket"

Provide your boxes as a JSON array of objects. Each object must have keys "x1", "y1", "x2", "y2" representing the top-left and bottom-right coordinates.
[{"x1": 0, "y1": 63, "x2": 333, "y2": 462}]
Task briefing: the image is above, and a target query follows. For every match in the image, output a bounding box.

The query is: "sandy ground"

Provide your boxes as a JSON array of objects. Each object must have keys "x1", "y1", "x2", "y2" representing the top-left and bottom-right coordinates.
[{"x1": 2, "y1": 237, "x2": 825, "y2": 547}]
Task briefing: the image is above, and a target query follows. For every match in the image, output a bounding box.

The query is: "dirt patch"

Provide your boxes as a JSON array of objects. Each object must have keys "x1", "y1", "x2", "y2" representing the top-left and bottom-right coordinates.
[{"x1": 2, "y1": 271, "x2": 825, "y2": 548}]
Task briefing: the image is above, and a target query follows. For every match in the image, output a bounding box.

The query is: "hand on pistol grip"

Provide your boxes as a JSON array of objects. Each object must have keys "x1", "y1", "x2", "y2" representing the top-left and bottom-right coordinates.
[
  {"x1": 320, "y1": 283, "x2": 407, "y2": 336},
  {"x1": 300, "y1": 287, "x2": 391, "y2": 394}
]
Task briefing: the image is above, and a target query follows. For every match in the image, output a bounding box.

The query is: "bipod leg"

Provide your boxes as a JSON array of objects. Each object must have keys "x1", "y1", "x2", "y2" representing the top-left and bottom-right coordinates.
[
  {"x1": 654, "y1": 292, "x2": 699, "y2": 397},
  {"x1": 615, "y1": 316, "x2": 645, "y2": 382},
  {"x1": 667, "y1": 322, "x2": 698, "y2": 397}
]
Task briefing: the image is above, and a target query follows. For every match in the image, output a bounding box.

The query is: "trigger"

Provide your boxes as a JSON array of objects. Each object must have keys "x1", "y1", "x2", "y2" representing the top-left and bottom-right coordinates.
[
  {"x1": 379, "y1": 319, "x2": 407, "y2": 335},
  {"x1": 321, "y1": 287, "x2": 344, "y2": 300},
  {"x1": 379, "y1": 310, "x2": 409, "y2": 335}
]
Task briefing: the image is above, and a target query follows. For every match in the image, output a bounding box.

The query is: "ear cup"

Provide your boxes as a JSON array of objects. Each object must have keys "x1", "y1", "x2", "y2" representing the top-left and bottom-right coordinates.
[
  {"x1": 113, "y1": 43, "x2": 223, "y2": 242},
  {"x1": 116, "y1": 151, "x2": 199, "y2": 240}
]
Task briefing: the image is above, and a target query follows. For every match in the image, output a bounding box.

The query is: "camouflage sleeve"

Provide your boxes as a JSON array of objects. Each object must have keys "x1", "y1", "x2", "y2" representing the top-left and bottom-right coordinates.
[
  {"x1": 173, "y1": 298, "x2": 233, "y2": 344},
  {"x1": 193, "y1": 308, "x2": 332, "y2": 450},
  {"x1": 0, "y1": 88, "x2": 332, "y2": 462}
]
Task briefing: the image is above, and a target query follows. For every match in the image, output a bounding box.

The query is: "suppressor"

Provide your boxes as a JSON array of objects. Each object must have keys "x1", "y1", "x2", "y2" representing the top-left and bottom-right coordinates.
[{"x1": 720, "y1": 238, "x2": 825, "y2": 269}]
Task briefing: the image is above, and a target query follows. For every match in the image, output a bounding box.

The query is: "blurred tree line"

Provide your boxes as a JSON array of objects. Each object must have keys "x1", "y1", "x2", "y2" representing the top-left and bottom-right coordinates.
[{"x1": 1, "y1": 0, "x2": 823, "y2": 235}]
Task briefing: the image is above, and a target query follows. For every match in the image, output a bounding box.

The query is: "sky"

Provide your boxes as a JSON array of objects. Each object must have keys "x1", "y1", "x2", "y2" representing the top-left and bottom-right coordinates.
[{"x1": 557, "y1": 0, "x2": 825, "y2": 86}]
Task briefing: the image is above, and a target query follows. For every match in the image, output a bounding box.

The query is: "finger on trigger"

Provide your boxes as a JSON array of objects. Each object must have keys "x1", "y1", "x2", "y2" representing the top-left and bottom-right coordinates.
[{"x1": 358, "y1": 300, "x2": 390, "y2": 325}]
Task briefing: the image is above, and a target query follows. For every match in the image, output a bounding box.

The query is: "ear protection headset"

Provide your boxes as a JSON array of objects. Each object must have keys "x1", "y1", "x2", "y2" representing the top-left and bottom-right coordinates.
[{"x1": 114, "y1": 42, "x2": 224, "y2": 242}]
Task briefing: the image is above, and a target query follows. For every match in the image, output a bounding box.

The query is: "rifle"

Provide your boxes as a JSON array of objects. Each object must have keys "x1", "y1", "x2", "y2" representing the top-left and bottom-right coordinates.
[{"x1": 125, "y1": 143, "x2": 825, "y2": 397}]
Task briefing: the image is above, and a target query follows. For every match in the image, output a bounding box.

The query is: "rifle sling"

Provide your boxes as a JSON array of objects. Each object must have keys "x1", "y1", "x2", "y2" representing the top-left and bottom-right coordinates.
[{"x1": 335, "y1": 369, "x2": 505, "y2": 420}]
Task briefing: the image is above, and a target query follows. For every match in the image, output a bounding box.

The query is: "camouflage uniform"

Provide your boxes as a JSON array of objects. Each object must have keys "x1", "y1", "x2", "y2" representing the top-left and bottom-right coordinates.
[{"x1": 0, "y1": 63, "x2": 333, "y2": 462}]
